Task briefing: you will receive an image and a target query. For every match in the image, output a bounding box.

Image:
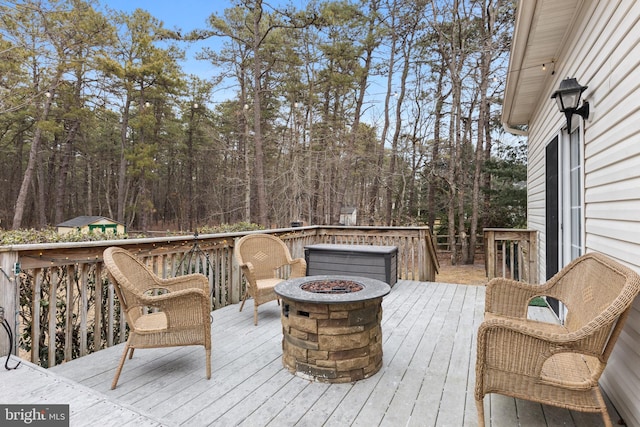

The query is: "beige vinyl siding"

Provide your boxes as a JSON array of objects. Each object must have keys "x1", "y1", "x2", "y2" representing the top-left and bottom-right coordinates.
[{"x1": 523, "y1": 1, "x2": 640, "y2": 425}]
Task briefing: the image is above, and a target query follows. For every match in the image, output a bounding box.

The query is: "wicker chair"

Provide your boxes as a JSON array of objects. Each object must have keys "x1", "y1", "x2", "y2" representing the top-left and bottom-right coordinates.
[
  {"x1": 234, "y1": 234, "x2": 306, "y2": 325},
  {"x1": 475, "y1": 252, "x2": 640, "y2": 427},
  {"x1": 103, "y1": 247, "x2": 212, "y2": 389}
]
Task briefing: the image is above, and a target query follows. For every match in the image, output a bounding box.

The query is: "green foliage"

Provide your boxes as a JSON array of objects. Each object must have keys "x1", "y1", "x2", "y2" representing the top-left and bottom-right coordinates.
[
  {"x1": 0, "y1": 222, "x2": 265, "y2": 245},
  {"x1": 529, "y1": 296, "x2": 548, "y2": 307},
  {"x1": 483, "y1": 140, "x2": 528, "y2": 228},
  {"x1": 0, "y1": 228, "x2": 128, "y2": 245},
  {"x1": 18, "y1": 265, "x2": 123, "y2": 367},
  {"x1": 197, "y1": 222, "x2": 264, "y2": 234}
]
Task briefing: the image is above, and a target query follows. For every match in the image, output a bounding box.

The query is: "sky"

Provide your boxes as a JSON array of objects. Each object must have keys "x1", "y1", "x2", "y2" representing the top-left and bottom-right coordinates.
[
  {"x1": 103, "y1": 0, "x2": 221, "y2": 30},
  {"x1": 101, "y1": 1, "x2": 226, "y2": 81},
  {"x1": 101, "y1": 1, "x2": 314, "y2": 77},
  {"x1": 100, "y1": 0, "x2": 392, "y2": 120}
]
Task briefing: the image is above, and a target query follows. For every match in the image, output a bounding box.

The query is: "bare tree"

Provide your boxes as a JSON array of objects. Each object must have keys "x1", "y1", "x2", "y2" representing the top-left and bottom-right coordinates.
[{"x1": 195, "y1": 0, "x2": 316, "y2": 226}]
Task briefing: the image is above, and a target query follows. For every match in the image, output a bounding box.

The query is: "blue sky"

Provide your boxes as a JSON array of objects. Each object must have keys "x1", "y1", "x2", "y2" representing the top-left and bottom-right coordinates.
[
  {"x1": 100, "y1": 1, "x2": 391, "y2": 119},
  {"x1": 101, "y1": 1, "x2": 226, "y2": 80},
  {"x1": 101, "y1": 1, "x2": 316, "y2": 103},
  {"x1": 103, "y1": 0, "x2": 222, "y2": 32}
]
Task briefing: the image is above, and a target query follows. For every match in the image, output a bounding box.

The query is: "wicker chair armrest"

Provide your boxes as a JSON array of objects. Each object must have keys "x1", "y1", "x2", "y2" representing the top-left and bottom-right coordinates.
[
  {"x1": 481, "y1": 316, "x2": 565, "y2": 341},
  {"x1": 137, "y1": 287, "x2": 208, "y2": 307},
  {"x1": 478, "y1": 317, "x2": 570, "y2": 377},
  {"x1": 289, "y1": 258, "x2": 307, "y2": 278},
  {"x1": 139, "y1": 288, "x2": 210, "y2": 326},
  {"x1": 485, "y1": 277, "x2": 552, "y2": 318},
  {"x1": 479, "y1": 315, "x2": 605, "y2": 357},
  {"x1": 239, "y1": 261, "x2": 256, "y2": 280},
  {"x1": 159, "y1": 273, "x2": 209, "y2": 293}
]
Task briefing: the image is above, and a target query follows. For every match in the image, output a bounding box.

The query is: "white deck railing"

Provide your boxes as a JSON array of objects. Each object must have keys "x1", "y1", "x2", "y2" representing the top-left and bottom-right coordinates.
[{"x1": 0, "y1": 226, "x2": 437, "y2": 367}]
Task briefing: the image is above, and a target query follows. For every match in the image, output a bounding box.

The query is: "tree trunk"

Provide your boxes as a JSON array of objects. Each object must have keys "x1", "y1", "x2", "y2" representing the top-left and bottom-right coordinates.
[
  {"x1": 386, "y1": 35, "x2": 412, "y2": 225},
  {"x1": 252, "y1": 1, "x2": 268, "y2": 227},
  {"x1": 469, "y1": 0, "x2": 498, "y2": 264},
  {"x1": 117, "y1": 97, "x2": 131, "y2": 224},
  {"x1": 187, "y1": 107, "x2": 195, "y2": 231},
  {"x1": 240, "y1": 72, "x2": 252, "y2": 223},
  {"x1": 12, "y1": 88, "x2": 55, "y2": 230},
  {"x1": 447, "y1": 94, "x2": 458, "y2": 264},
  {"x1": 368, "y1": 18, "x2": 396, "y2": 225},
  {"x1": 458, "y1": 109, "x2": 474, "y2": 264},
  {"x1": 54, "y1": 120, "x2": 80, "y2": 224},
  {"x1": 428, "y1": 72, "x2": 445, "y2": 232},
  {"x1": 86, "y1": 161, "x2": 93, "y2": 215},
  {"x1": 337, "y1": 0, "x2": 378, "y2": 223},
  {"x1": 36, "y1": 161, "x2": 47, "y2": 228}
]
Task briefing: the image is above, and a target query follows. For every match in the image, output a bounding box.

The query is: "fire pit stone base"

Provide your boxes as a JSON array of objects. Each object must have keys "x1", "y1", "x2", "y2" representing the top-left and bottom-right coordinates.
[{"x1": 281, "y1": 296, "x2": 384, "y2": 383}]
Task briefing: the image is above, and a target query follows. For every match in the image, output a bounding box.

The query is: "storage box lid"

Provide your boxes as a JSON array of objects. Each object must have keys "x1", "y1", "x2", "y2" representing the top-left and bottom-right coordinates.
[{"x1": 304, "y1": 244, "x2": 397, "y2": 254}]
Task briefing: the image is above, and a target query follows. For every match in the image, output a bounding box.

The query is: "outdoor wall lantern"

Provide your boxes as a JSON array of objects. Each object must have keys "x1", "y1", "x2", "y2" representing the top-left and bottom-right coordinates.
[{"x1": 551, "y1": 77, "x2": 590, "y2": 132}]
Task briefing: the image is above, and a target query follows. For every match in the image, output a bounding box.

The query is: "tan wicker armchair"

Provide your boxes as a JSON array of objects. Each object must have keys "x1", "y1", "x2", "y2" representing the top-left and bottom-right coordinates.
[
  {"x1": 234, "y1": 234, "x2": 306, "y2": 325},
  {"x1": 103, "y1": 247, "x2": 212, "y2": 389},
  {"x1": 475, "y1": 252, "x2": 640, "y2": 427}
]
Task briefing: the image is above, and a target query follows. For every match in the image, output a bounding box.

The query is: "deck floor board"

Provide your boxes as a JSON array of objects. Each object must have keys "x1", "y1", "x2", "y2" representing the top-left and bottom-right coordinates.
[{"x1": 1, "y1": 280, "x2": 618, "y2": 426}]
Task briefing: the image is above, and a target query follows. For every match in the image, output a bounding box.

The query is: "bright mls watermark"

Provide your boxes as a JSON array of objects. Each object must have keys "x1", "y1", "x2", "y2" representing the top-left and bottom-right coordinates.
[{"x1": 0, "y1": 405, "x2": 69, "y2": 426}]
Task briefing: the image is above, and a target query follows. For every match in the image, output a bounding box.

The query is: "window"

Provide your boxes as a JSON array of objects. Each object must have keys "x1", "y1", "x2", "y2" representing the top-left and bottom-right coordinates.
[
  {"x1": 89, "y1": 224, "x2": 118, "y2": 234},
  {"x1": 569, "y1": 128, "x2": 582, "y2": 260},
  {"x1": 546, "y1": 125, "x2": 583, "y2": 321}
]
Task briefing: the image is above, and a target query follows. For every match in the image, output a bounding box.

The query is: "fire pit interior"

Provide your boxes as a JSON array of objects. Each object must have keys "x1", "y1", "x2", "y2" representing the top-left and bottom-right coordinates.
[
  {"x1": 300, "y1": 279, "x2": 364, "y2": 294},
  {"x1": 275, "y1": 275, "x2": 391, "y2": 383}
]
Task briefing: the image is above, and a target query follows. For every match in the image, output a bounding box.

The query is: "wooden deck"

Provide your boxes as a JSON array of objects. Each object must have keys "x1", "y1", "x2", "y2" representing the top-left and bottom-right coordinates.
[{"x1": 2, "y1": 281, "x2": 618, "y2": 426}]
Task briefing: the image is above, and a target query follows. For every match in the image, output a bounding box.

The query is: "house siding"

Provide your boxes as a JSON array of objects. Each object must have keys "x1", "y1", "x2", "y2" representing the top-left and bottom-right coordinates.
[
  {"x1": 524, "y1": 1, "x2": 640, "y2": 425},
  {"x1": 56, "y1": 217, "x2": 125, "y2": 235}
]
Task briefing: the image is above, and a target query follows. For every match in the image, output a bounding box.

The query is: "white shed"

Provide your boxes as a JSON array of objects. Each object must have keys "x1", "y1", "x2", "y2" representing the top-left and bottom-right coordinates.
[
  {"x1": 503, "y1": 1, "x2": 640, "y2": 425},
  {"x1": 339, "y1": 207, "x2": 357, "y2": 226}
]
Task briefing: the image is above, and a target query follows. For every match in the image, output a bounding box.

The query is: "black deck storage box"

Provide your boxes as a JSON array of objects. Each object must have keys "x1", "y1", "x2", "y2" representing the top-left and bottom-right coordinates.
[{"x1": 304, "y1": 244, "x2": 398, "y2": 287}]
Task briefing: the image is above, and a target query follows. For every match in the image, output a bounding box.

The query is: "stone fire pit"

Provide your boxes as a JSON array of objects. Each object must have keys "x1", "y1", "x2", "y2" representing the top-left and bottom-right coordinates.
[{"x1": 275, "y1": 275, "x2": 391, "y2": 383}]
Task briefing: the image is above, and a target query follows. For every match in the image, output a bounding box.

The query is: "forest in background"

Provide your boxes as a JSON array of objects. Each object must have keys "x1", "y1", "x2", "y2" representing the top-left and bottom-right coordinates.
[{"x1": 0, "y1": 0, "x2": 525, "y2": 264}]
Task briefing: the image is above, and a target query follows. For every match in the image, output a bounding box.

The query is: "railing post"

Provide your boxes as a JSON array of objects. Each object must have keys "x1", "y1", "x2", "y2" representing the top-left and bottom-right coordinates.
[
  {"x1": 484, "y1": 229, "x2": 538, "y2": 284},
  {"x1": 419, "y1": 228, "x2": 427, "y2": 281},
  {"x1": 420, "y1": 228, "x2": 438, "y2": 282},
  {"x1": 484, "y1": 229, "x2": 496, "y2": 280},
  {"x1": 528, "y1": 231, "x2": 538, "y2": 284},
  {"x1": 230, "y1": 237, "x2": 242, "y2": 304},
  {"x1": 0, "y1": 251, "x2": 19, "y2": 357}
]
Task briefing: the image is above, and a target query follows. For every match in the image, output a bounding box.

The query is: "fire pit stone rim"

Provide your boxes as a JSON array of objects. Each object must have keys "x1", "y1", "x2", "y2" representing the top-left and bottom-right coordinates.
[{"x1": 275, "y1": 275, "x2": 391, "y2": 304}]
